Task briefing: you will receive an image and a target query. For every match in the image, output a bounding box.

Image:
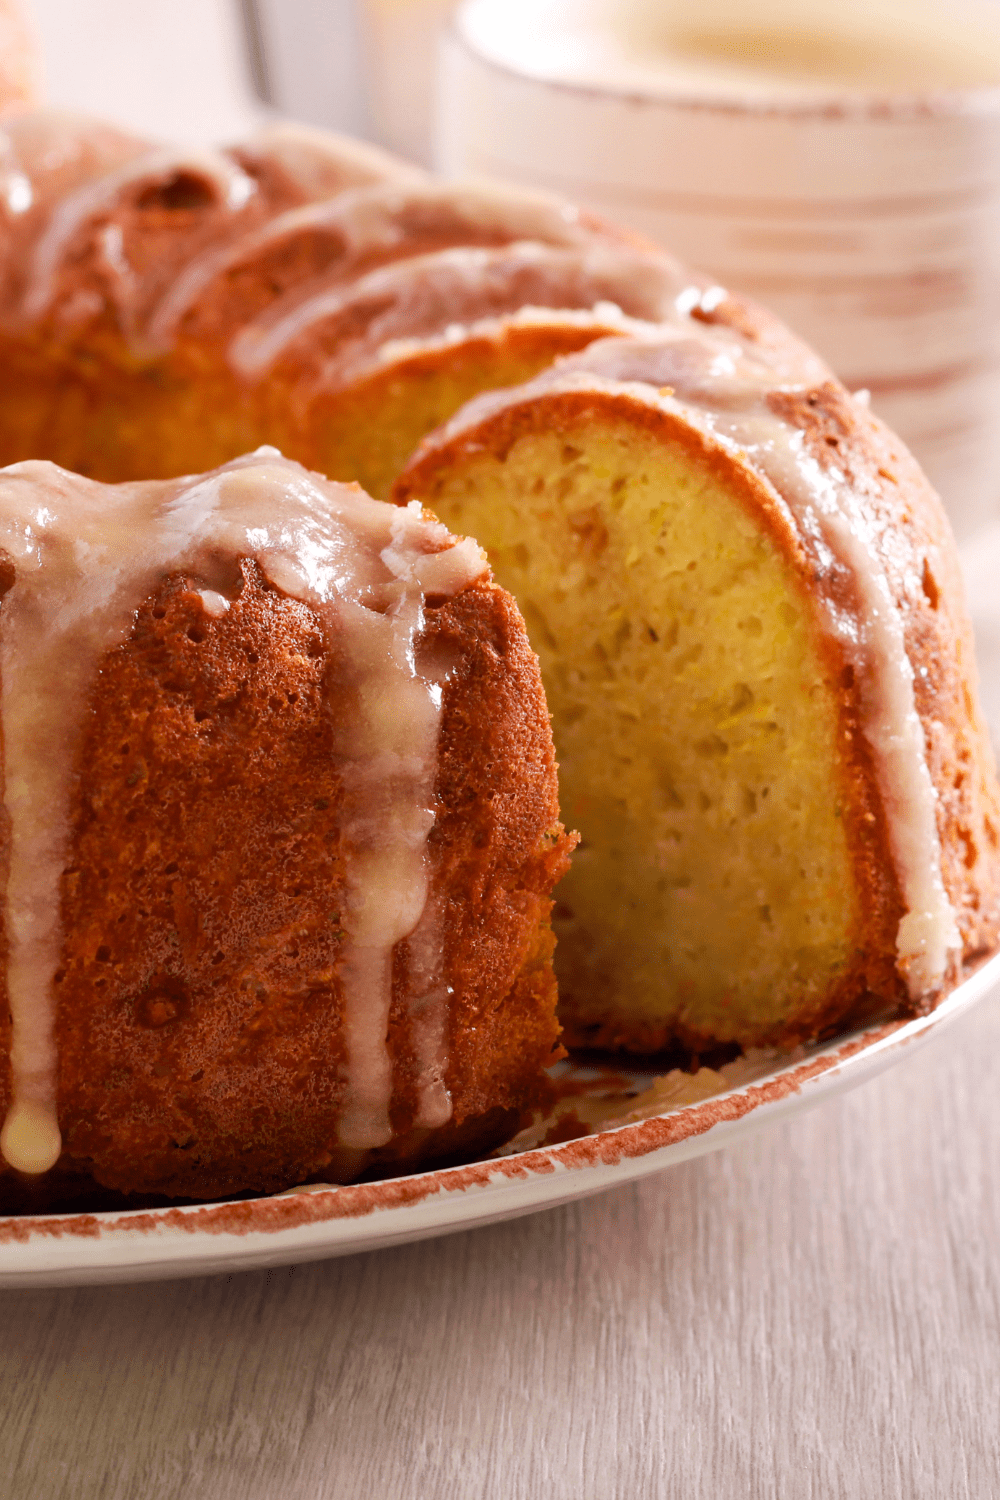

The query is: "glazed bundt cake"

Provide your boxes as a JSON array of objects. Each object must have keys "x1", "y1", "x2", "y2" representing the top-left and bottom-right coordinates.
[
  {"x1": 0, "y1": 451, "x2": 574, "y2": 1209},
  {"x1": 0, "y1": 107, "x2": 996, "y2": 1210},
  {"x1": 394, "y1": 323, "x2": 1000, "y2": 1052}
]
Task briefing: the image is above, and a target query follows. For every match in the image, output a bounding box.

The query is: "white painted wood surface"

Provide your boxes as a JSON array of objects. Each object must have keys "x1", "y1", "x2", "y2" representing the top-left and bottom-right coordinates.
[{"x1": 4, "y1": 988, "x2": 1000, "y2": 1499}]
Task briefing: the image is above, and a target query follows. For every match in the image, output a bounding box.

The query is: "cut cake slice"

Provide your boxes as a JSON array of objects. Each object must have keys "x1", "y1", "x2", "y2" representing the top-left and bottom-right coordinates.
[{"x1": 393, "y1": 326, "x2": 1000, "y2": 1052}]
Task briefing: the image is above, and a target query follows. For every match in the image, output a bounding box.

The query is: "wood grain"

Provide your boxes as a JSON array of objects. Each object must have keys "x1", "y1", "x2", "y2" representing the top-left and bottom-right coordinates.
[{"x1": 3, "y1": 990, "x2": 999, "y2": 1499}]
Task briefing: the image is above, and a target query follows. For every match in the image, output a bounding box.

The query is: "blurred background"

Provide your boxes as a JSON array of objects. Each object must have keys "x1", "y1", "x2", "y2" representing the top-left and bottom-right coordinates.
[
  {"x1": 17, "y1": 0, "x2": 452, "y2": 154},
  {"x1": 18, "y1": 0, "x2": 1000, "y2": 156}
]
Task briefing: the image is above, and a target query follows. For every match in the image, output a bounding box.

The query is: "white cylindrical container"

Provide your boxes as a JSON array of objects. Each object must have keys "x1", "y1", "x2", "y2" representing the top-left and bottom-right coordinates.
[
  {"x1": 245, "y1": 0, "x2": 456, "y2": 163},
  {"x1": 361, "y1": 0, "x2": 458, "y2": 163},
  {"x1": 438, "y1": 0, "x2": 1000, "y2": 538}
]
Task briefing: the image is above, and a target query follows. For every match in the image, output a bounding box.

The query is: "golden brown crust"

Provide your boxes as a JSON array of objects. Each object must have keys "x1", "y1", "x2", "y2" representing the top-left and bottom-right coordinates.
[
  {"x1": 425, "y1": 583, "x2": 572, "y2": 1113},
  {"x1": 0, "y1": 565, "x2": 573, "y2": 1209},
  {"x1": 701, "y1": 291, "x2": 1000, "y2": 982}
]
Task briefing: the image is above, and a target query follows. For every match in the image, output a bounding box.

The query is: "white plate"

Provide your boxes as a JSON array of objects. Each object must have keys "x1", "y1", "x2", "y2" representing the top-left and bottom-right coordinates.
[{"x1": 3, "y1": 953, "x2": 998, "y2": 1289}]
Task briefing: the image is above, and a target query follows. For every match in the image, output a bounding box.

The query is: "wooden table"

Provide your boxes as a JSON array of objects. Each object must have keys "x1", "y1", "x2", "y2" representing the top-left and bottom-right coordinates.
[{"x1": 5, "y1": 987, "x2": 999, "y2": 1499}]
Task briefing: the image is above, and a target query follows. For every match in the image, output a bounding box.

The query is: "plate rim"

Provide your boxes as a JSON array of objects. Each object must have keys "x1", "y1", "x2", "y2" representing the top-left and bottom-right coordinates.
[{"x1": 3, "y1": 950, "x2": 998, "y2": 1287}]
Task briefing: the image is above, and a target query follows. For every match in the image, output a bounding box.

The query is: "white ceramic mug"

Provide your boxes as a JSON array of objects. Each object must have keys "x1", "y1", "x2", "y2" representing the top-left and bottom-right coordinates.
[{"x1": 438, "y1": 0, "x2": 1000, "y2": 539}]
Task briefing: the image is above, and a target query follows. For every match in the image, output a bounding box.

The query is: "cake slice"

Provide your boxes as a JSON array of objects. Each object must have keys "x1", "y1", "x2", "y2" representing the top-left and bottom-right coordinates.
[{"x1": 393, "y1": 326, "x2": 1000, "y2": 1052}]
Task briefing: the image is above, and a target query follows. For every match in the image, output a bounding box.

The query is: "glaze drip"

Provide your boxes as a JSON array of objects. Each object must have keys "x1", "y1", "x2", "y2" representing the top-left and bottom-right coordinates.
[
  {"x1": 145, "y1": 176, "x2": 604, "y2": 353},
  {"x1": 228, "y1": 241, "x2": 689, "y2": 382},
  {"x1": 0, "y1": 454, "x2": 486, "y2": 1175}
]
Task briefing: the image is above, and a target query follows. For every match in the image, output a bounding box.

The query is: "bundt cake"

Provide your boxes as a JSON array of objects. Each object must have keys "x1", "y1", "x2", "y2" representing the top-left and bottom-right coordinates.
[
  {"x1": 393, "y1": 323, "x2": 1000, "y2": 1052},
  {"x1": 0, "y1": 107, "x2": 996, "y2": 1208},
  {"x1": 0, "y1": 450, "x2": 574, "y2": 1210}
]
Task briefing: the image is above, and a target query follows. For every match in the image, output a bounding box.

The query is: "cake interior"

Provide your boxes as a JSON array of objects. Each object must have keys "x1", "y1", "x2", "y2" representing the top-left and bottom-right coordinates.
[
  {"x1": 0, "y1": 322, "x2": 610, "y2": 497},
  {"x1": 402, "y1": 409, "x2": 866, "y2": 1048}
]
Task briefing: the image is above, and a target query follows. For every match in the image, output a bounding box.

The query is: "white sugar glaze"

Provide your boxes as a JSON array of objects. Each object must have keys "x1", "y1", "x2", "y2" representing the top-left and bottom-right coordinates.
[
  {"x1": 0, "y1": 452, "x2": 486, "y2": 1175},
  {"x1": 0, "y1": 111, "x2": 149, "y2": 229},
  {"x1": 21, "y1": 147, "x2": 257, "y2": 325},
  {"x1": 428, "y1": 327, "x2": 960, "y2": 996},
  {"x1": 145, "y1": 177, "x2": 605, "y2": 352},
  {"x1": 228, "y1": 241, "x2": 690, "y2": 382},
  {"x1": 369, "y1": 302, "x2": 659, "y2": 380},
  {"x1": 402, "y1": 890, "x2": 454, "y2": 1131},
  {"x1": 0, "y1": 110, "x2": 691, "y2": 379}
]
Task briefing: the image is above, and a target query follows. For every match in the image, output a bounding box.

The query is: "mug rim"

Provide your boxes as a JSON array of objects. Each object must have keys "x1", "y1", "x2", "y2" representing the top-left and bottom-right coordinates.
[{"x1": 447, "y1": 7, "x2": 1000, "y2": 124}]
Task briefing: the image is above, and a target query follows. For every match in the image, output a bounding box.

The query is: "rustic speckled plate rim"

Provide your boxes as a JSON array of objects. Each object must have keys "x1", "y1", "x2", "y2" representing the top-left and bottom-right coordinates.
[{"x1": 3, "y1": 951, "x2": 998, "y2": 1288}]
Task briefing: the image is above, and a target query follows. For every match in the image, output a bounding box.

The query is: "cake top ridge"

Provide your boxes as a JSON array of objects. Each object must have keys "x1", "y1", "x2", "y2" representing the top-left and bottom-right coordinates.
[
  {"x1": 227, "y1": 241, "x2": 693, "y2": 383},
  {"x1": 143, "y1": 174, "x2": 645, "y2": 354},
  {"x1": 0, "y1": 107, "x2": 694, "y2": 371}
]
